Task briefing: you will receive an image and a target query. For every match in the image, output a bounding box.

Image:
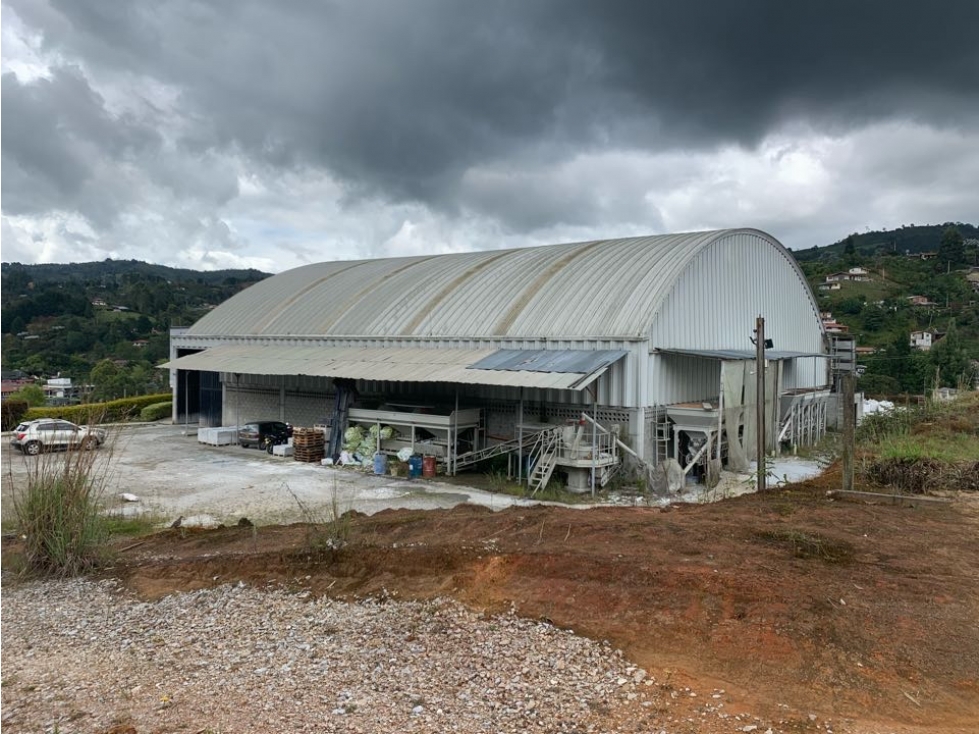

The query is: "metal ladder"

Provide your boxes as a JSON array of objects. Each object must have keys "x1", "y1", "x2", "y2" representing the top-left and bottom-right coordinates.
[{"x1": 654, "y1": 411, "x2": 671, "y2": 464}]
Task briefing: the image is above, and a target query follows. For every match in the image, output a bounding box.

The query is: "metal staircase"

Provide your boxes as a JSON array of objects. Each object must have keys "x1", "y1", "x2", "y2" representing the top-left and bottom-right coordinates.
[{"x1": 528, "y1": 428, "x2": 562, "y2": 495}]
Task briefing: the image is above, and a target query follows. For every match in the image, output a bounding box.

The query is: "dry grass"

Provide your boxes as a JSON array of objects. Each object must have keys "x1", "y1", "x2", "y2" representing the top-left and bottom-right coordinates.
[
  {"x1": 6, "y1": 432, "x2": 117, "y2": 577},
  {"x1": 753, "y1": 528, "x2": 855, "y2": 563}
]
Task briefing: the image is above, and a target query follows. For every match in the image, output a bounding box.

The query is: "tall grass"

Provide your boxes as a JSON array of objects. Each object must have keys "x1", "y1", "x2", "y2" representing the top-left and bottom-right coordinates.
[
  {"x1": 8, "y1": 436, "x2": 116, "y2": 577},
  {"x1": 858, "y1": 392, "x2": 979, "y2": 462},
  {"x1": 856, "y1": 392, "x2": 979, "y2": 492}
]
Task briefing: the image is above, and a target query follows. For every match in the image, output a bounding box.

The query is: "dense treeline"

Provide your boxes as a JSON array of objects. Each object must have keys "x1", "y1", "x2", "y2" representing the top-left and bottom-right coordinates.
[
  {"x1": 792, "y1": 222, "x2": 979, "y2": 263},
  {"x1": 1, "y1": 259, "x2": 266, "y2": 285},
  {"x1": 1, "y1": 261, "x2": 268, "y2": 399}
]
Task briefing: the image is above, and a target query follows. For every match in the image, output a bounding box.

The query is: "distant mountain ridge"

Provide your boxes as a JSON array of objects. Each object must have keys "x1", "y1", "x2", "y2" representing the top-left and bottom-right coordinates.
[
  {"x1": 0, "y1": 258, "x2": 270, "y2": 284},
  {"x1": 792, "y1": 222, "x2": 979, "y2": 262},
  {"x1": 6, "y1": 223, "x2": 976, "y2": 277}
]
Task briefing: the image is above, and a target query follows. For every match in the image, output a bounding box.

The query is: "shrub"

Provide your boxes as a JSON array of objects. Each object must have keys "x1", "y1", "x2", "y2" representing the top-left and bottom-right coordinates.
[
  {"x1": 139, "y1": 401, "x2": 172, "y2": 422},
  {"x1": 9, "y1": 440, "x2": 113, "y2": 576},
  {"x1": 7, "y1": 384, "x2": 46, "y2": 406},
  {"x1": 857, "y1": 373, "x2": 900, "y2": 397},
  {"x1": 2, "y1": 399, "x2": 30, "y2": 431},
  {"x1": 24, "y1": 393, "x2": 171, "y2": 424}
]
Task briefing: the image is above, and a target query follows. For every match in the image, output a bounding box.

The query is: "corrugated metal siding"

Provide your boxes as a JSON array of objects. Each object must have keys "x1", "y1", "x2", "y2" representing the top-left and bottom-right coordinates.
[
  {"x1": 165, "y1": 345, "x2": 606, "y2": 390},
  {"x1": 468, "y1": 349, "x2": 627, "y2": 373},
  {"x1": 188, "y1": 230, "x2": 732, "y2": 339},
  {"x1": 648, "y1": 354, "x2": 723, "y2": 405},
  {"x1": 648, "y1": 230, "x2": 827, "y2": 401}
]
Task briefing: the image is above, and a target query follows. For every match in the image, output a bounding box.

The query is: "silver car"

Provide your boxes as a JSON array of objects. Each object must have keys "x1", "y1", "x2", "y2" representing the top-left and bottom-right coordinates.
[{"x1": 10, "y1": 419, "x2": 108, "y2": 455}]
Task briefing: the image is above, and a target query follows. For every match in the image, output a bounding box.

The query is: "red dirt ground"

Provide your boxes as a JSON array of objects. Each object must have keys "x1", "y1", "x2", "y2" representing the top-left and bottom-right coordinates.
[{"x1": 104, "y1": 472, "x2": 979, "y2": 734}]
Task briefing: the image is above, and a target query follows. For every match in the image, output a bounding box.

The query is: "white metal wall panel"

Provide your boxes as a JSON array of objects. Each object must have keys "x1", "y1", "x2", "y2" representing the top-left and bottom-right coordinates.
[
  {"x1": 649, "y1": 231, "x2": 823, "y2": 353},
  {"x1": 648, "y1": 354, "x2": 723, "y2": 405},
  {"x1": 648, "y1": 230, "x2": 827, "y2": 401}
]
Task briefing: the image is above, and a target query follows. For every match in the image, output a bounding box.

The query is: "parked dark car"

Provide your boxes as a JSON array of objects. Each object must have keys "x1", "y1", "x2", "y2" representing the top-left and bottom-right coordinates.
[{"x1": 238, "y1": 421, "x2": 292, "y2": 450}]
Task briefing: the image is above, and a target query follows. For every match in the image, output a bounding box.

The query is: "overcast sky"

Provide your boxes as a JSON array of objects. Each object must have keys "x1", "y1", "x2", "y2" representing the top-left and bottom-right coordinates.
[{"x1": 2, "y1": 1, "x2": 978, "y2": 273}]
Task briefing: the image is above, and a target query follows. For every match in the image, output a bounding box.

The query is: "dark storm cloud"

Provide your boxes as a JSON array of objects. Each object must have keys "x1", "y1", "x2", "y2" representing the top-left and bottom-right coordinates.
[
  {"x1": 1, "y1": 66, "x2": 165, "y2": 225},
  {"x1": 2, "y1": 68, "x2": 104, "y2": 214},
  {"x1": 4, "y1": 0, "x2": 978, "y2": 235}
]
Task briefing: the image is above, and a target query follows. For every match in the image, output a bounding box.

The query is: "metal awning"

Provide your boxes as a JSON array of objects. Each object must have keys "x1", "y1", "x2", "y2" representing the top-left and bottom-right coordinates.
[
  {"x1": 656, "y1": 348, "x2": 827, "y2": 360},
  {"x1": 160, "y1": 345, "x2": 622, "y2": 391},
  {"x1": 468, "y1": 349, "x2": 627, "y2": 373}
]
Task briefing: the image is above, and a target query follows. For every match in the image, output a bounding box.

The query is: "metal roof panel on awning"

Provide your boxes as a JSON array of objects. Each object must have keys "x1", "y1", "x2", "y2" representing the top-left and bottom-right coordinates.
[
  {"x1": 656, "y1": 348, "x2": 827, "y2": 361},
  {"x1": 468, "y1": 349, "x2": 627, "y2": 373},
  {"x1": 160, "y1": 345, "x2": 613, "y2": 390}
]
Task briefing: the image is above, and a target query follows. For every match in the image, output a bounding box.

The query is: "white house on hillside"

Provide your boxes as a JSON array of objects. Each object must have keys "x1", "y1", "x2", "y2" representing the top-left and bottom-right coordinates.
[{"x1": 910, "y1": 329, "x2": 944, "y2": 351}]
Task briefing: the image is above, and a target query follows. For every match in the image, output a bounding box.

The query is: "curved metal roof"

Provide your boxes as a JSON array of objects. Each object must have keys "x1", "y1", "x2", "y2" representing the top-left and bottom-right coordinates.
[{"x1": 188, "y1": 229, "x2": 811, "y2": 339}]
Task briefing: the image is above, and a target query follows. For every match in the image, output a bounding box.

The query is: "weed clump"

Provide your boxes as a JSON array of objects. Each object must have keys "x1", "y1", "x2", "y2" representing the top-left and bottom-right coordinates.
[
  {"x1": 857, "y1": 394, "x2": 979, "y2": 492},
  {"x1": 754, "y1": 528, "x2": 854, "y2": 563},
  {"x1": 866, "y1": 457, "x2": 979, "y2": 493},
  {"x1": 284, "y1": 476, "x2": 352, "y2": 553},
  {"x1": 9, "y1": 440, "x2": 114, "y2": 577}
]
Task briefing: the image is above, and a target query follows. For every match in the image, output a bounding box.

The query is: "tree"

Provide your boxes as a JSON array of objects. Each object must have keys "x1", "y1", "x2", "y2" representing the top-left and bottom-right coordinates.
[
  {"x1": 844, "y1": 235, "x2": 856, "y2": 257},
  {"x1": 881, "y1": 330, "x2": 931, "y2": 393},
  {"x1": 837, "y1": 296, "x2": 865, "y2": 316},
  {"x1": 89, "y1": 359, "x2": 122, "y2": 401},
  {"x1": 928, "y1": 322, "x2": 971, "y2": 388},
  {"x1": 857, "y1": 373, "x2": 900, "y2": 396},
  {"x1": 9, "y1": 384, "x2": 47, "y2": 406},
  {"x1": 936, "y1": 226, "x2": 965, "y2": 271}
]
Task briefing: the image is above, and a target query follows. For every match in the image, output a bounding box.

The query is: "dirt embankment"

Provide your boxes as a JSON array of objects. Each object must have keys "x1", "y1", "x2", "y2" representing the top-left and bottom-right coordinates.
[{"x1": 110, "y1": 475, "x2": 979, "y2": 734}]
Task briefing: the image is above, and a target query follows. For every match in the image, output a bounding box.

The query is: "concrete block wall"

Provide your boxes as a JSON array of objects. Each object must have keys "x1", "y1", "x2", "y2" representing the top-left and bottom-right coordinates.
[
  {"x1": 223, "y1": 385, "x2": 336, "y2": 429},
  {"x1": 284, "y1": 391, "x2": 335, "y2": 428},
  {"x1": 223, "y1": 386, "x2": 280, "y2": 428}
]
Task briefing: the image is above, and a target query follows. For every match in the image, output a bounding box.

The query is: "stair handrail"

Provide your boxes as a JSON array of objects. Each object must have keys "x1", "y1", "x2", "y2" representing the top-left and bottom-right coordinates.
[{"x1": 527, "y1": 426, "x2": 561, "y2": 489}]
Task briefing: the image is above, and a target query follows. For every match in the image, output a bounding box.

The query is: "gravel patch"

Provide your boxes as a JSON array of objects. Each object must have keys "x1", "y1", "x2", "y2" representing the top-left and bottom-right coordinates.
[{"x1": 2, "y1": 579, "x2": 662, "y2": 733}]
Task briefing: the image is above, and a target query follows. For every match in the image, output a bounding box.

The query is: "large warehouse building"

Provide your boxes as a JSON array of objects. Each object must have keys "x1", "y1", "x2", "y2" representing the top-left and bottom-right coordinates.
[{"x1": 166, "y1": 229, "x2": 831, "y2": 490}]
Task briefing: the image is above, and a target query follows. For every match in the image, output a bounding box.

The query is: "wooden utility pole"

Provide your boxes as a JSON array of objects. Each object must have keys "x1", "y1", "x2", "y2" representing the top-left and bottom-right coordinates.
[
  {"x1": 842, "y1": 372, "x2": 855, "y2": 492},
  {"x1": 756, "y1": 316, "x2": 766, "y2": 492}
]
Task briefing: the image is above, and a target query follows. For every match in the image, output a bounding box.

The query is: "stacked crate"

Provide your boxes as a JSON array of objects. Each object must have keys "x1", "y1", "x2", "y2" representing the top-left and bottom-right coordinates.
[{"x1": 292, "y1": 427, "x2": 325, "y2": 463}]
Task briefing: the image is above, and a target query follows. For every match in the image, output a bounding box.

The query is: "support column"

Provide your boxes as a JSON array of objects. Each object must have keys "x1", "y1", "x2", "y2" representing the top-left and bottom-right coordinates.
[
  {"x1": 755, "y1": 316, "x2": 766, "y2": 492},
  {"x1": 842, "y1": 373, "x2": 855, "y2": 492}
]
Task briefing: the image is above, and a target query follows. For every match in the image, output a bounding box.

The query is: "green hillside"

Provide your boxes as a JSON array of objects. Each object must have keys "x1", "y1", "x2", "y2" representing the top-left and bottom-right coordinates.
[
  {"x1": 793, "y1": 224, "x2": 978, "y2": 395},
  {"x1": 1, "y1": 260, "x2": 269, "y2": 400}
]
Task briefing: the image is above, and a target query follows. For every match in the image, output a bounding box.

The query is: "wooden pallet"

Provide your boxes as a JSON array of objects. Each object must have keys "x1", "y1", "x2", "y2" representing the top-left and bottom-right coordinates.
[{"x1": 292, "y1": 427, "x2": 325, "y2": 462}]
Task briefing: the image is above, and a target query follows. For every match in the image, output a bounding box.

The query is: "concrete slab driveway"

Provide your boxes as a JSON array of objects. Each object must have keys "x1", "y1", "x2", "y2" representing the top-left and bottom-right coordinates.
[{"x1": 2, "y1": 422, "x2": 536, "y2": 527}]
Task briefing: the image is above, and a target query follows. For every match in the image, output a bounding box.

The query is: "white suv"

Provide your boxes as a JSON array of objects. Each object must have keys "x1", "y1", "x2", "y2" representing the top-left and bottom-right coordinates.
[{"x1": 10, "y1": 419, "x2": 108, "y2": 455}]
